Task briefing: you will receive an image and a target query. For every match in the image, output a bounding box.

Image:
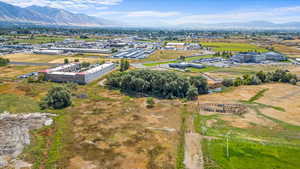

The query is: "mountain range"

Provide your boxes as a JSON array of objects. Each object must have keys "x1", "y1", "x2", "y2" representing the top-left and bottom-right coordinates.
[
  {"x1": 0, "y1": 1, "x2": 112, "y2": 27},
  {"x1": 0, "y1": 1, "x2": 300, "y2": 30}
]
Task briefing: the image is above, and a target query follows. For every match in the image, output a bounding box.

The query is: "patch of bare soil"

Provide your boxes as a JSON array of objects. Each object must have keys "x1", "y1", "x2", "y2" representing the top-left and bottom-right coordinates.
[{"x1": 184, "y1": 133, "x2": 203, "y2": 169}]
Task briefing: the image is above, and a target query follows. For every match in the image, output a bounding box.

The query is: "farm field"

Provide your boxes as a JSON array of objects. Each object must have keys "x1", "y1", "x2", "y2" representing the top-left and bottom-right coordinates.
[
  {"x1": 195, "y1": 83, "x2": 300, "y2": 169},
  {"x1": 142, "y1": 50, "x2": 202, "y2": 62},
  {"x1": 201, "y1": 42, "x2": 268, "y2": 53},
  {"x1": 273, "y1": 44, "x2": 300, "y2": 58}
]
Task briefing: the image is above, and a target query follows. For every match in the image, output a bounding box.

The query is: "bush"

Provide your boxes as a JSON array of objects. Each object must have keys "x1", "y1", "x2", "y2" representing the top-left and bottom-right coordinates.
[
  {"x1": 64, "y1": 58, "x2": 69, "y2": 64},
  {"x1": 0, "y1": 57, "x2": 9, "y2": 66},
  {"x1": 290, "y1": 79, "x2": 297, "y2": 85},
  {"x1": 234, "y1": 77, "x2": 244, "y2": 86},
  {"x1": 146, "y1": 97, "x2": 155, "y2": 108},
  {"x1": 222, "y1": 79, "x2": 234, "y2": 87},
  {"x1": 249, "y1": 75, "x2": 262, "y2": 85},
  {"x1": 40, "y1": 86, "x2": 72, "y2": 109}
]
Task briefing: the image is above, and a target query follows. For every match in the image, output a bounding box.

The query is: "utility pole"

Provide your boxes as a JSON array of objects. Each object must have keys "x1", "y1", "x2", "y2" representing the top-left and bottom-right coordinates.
[{"x1": 226, "y1": 130, "x2": 232, "y2": 159}]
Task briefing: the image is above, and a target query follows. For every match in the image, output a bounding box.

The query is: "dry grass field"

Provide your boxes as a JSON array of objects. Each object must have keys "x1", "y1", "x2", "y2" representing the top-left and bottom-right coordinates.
[
  {"x1": 143, "y1": 50, "x2": 201, "y2": 62},
  {"x1": 273, "y1": 44, "x2": 300, "y2": 58},
  {"x1": 3, "y1": 53, "x2": 63, "y2": 63},
  {"x1": 0, "y1": 65, "x2": 49, "y2": 79}
]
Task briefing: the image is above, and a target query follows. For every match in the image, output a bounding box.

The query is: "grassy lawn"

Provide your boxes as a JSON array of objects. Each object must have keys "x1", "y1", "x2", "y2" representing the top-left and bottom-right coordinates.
[
  {"x1": 201, "y1": 42, "x2": 268, "y2": 53},
  {"x1": 202, "y1": 138, "x2": 300, "y2": 169},
  {"x1": 0, "y1": 94, "x2": 41, "y2": 113}
]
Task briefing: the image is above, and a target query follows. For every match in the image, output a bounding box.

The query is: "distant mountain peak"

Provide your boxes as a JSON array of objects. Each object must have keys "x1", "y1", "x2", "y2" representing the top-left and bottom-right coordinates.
[{"x1": 0, "y1": 1, "x2": 111, "y2": 27}]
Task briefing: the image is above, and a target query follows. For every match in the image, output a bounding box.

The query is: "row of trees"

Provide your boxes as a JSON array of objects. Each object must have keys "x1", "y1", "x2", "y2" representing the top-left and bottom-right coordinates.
[
  {"x1": 213, "y1": 51, "x2": 233, "y2": 58},
  {"x1": 222, "y1": 69, "x2": 298, "y2": 87},
  {"x1": 106, "y1": 69, "x2": 208, "y2": 100},
  {"x1": 0, "y1": 57, "x2": 9, "y2": 66}
]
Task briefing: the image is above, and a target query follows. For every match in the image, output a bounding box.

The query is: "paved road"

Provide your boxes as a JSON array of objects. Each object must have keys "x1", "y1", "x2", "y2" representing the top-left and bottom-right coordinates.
[{"x1": 9, "y1": 62, "x2": 62, "y2": 66}]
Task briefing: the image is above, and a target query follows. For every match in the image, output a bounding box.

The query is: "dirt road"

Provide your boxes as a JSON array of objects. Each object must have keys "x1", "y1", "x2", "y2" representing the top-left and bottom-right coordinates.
[{"x1": 184, "y1": 132, "x2": 204, "y2": 169}]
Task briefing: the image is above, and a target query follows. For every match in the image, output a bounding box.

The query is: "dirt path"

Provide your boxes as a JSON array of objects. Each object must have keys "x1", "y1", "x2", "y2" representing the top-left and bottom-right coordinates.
[{"x1": 184, "y1": 132, "x2": 204, "y2": 169}]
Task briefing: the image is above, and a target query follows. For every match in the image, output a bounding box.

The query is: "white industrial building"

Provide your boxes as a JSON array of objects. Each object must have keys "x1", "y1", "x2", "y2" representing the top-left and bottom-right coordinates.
[{"x1": 39, "y1": 63, "x2": 116, "y2": 84}]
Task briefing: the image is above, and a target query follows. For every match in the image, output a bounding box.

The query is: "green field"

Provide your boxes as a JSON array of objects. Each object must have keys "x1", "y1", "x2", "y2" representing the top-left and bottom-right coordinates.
[
  {"x1": 202, "y1": 138, "x2": 300, "y2": 169},
  {"x1": 0, "y1": 94, "x2": 41, "y2": 113},
  {"x1": 201, "y1": 42, "x2": 268, "y2": 53}
]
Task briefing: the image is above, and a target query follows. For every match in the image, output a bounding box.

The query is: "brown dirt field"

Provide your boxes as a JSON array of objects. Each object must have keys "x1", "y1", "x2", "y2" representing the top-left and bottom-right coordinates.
[
  {"x1": 66, "y1": 88, "x2": 184, "y2": 169},
  {"x1": 256, "y1": 83, "x2": 300, "y2": 126}
]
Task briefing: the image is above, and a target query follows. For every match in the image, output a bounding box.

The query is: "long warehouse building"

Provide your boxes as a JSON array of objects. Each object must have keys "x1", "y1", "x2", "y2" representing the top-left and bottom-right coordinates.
[{"x1": 39, "y1": 63, "x2": 116, "y2": 84}]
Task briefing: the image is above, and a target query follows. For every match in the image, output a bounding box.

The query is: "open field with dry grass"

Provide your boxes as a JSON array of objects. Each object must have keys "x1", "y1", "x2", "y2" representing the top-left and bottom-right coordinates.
[
  {"x1": 3, "y1": 53, "x2": 63, "y2": 63},
  {"x1": 203, "y1": 64, "x2": 296, "y2": 80},
  {"x1": 142, "y1": 50, "x2": 202, "y2": 62},
  {"x1": 0, "y1": 65, "x2": 49, "y2": 79},
  {"x1": 2, "y1": 53, "x2": 121, "y2": 64},
  {"x1": 273, "y1": 44, "x2": 300, "y2": 58}
]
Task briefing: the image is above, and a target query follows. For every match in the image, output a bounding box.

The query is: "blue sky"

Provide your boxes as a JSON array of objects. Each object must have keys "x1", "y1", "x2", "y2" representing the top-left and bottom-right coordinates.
[{"x1": 3, "y1": 0, "x2": 300, "y2": 26}]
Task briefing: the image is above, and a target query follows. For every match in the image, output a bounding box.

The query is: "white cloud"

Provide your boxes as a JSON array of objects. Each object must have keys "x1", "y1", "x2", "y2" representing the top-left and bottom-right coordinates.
[{"x1": 126, "y1": 11, "x2": 180, "y2": 17}]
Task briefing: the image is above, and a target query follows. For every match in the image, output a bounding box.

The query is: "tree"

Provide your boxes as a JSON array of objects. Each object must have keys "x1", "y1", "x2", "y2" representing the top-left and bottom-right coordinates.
[
  {"x1": 40, "y1": 86, "x2": 72, "y2": 109},
  {"x1": 0, "y1": 57, "x2": 9, "y2": 66},
  {"x1": 256, "y1": 71, "x2": 267, "y2": 83},
  {"x1": 249, "y1": 75, "x2": 262, "y2": 85},
  {"x1": 64, "y1": 58, "x2": 69, "y2": 64},
  {"x1": 187, "y1": 86, "x2": 198, "y2": 100},
  {"x1": 234, "y1": 77, "x2": 243, "y2": 86},
  {"x1": 120, "y1": 59, "x2": 130, "y2": 72},
  {"x1": 74, "y1": 59, "x2": 79, "y2": 62},
  {"x1": 81, "y1": 62, "x2": 91, "y2": 68},
  {"x1": 222, "y1": 79, "x2": 234, "y2": 87},
  {"x1": 112, "y1": 48, "x2": 118, "y2": 53},
  {"x1": 190, "y1": 76, "x2": 208, "y2": 94}
]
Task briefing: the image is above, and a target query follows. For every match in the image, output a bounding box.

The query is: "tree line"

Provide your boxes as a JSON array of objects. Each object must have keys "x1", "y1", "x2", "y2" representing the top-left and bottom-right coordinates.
[
  {"x1": 106, "y1": 69, "x2": 208, "y2": 100},
  {"x1": 222, "y1": 69, "x2": 298, "y2": 87}
]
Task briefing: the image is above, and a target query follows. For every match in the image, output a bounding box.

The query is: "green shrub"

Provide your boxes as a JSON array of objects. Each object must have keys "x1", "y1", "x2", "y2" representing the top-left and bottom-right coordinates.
[
  {"x1": 146, "y1": 97, "x2": 155, "y2": 108},
  {"x1": 0, "y1": 57, "x2": 9, "y2": 66},
  {"x1": 222, "y1": 79, "x2": 234, "y2": 87},
  {"x1": 40, "y1": 86, "x2": 72, "y2": 109}
]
